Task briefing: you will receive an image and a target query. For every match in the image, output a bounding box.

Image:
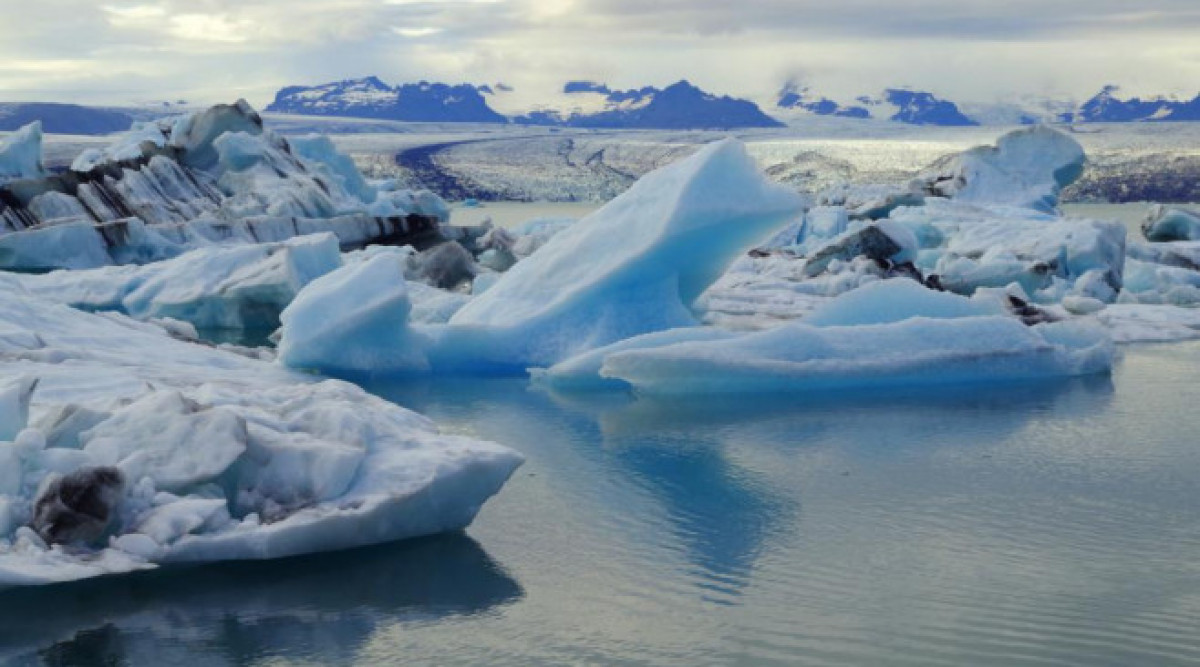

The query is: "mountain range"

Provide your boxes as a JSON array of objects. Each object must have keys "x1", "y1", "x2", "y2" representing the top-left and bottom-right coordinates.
[
  {"x1": 6, "y1": 80, "x2": 1200, "y2": 134},
  {"x1": 266, "y1": 77, "x2": 507, "y2": 123}
]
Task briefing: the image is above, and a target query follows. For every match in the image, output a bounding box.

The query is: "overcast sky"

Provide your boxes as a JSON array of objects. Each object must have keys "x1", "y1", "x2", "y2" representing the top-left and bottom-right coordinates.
[{"x1": 2, "y1": 0, "x2": 1199, "y2": 108}]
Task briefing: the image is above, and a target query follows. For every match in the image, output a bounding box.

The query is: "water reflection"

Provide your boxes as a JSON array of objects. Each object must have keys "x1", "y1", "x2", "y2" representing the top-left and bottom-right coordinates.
[
  {"x1": 0, "y1": 533, "x2": 521, "y2": 666},
  {"x1": 376, "y1": 374, "x2": 1116, "y2": 607}
]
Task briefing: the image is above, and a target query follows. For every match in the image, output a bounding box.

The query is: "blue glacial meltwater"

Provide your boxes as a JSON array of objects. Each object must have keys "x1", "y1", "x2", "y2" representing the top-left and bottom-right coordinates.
[{"x1": 3, "y1": 342, "x2": 1200, "y2": 665}]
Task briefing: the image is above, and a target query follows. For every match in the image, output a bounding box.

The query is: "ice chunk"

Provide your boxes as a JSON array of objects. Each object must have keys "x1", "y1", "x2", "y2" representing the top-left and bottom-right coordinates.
[
  {"x1": 407, "y1": 241, "x2": 477, "y2": 289},
  {"x1": 20, "y1": 233, "x2": 343, "y2": 331},
  {"x1": 922, "y1": 126, "x2": 1085, "y2": 212},
  {"x1": 803, "y1": 221, "x2": 917, "y2": 277},
  {"x1": 891, "y1": 200, "x2": 1126, "y2": 300},
  {"x1": 598, "y1": 280, "x2": 1113, "y2": 395},
  {"x1": 1142, "y1": 205, "x2": 1200, "y2": 242},
  {"x1": 437, "y1": 138, "x2": 806, "y2": 371},
  {"x1": 289, "y1": 134, "x2": 376, "y2": 204},
  {"x1": 0, "y1": 221, "x2": 112, "y2": 271},
  {"x1": 278, "y1": 249, "x2": 430, "y2": 375},
  {"x1": 802, "y1": 278, "x2": 1003, "y2": 326},
  {"x1": 0, "y1": 122, "x2": 46, "y2": 184},
  {"x1": 508, "y1": 216, "x2": 576, "y2": 258},
  {"x1": 533, "y1": 327, "x2": 738, "y2": 390}
]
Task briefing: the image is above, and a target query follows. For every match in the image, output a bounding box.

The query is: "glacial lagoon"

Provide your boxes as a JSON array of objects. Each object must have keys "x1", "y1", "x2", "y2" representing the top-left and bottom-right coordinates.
[{"x1": 3, "y1": 340, "x2": 1198, "y2": 666}]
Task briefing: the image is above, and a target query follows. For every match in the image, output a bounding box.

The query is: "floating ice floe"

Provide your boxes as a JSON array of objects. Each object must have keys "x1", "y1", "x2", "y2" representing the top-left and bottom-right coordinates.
[
  {"x1": 0, "y1": 286, "x2": 522, "y2": 588},
  {"x1": 280, "y1": 138, "x2": 805, "y2": 376},
  {"x1": 590, "y1": 280, "x2": 1114, "y2": 394}
]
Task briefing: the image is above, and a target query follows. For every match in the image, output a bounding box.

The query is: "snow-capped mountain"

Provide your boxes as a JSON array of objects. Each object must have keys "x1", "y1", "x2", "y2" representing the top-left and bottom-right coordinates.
[
  {"x1": 770, "y1": 84, "x2": 977, "y2": 126},
  {"x1": 266, "y1": 77, "x2": 507, "y2": 123},
  {"x1": 1070, "y1": 85, "x2": 1200, "y2": 123},
  {"x1": 0, "y1": 103, "x2": 133, "y2": 135},
  {"x1": 515, "y1": 80, "x2": 784, "y2": 130},
  {"x1": 775, "y1": 82, "x2": 870, "y2": 119},
  {"x1": 877, "y1": 89, "x2": 978, "y2": 126}
]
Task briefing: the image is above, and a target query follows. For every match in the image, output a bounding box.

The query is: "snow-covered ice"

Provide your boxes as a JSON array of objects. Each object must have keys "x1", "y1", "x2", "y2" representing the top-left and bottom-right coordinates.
[
  {"x1": 597, "y1": 280, "x2": 1114, "y2": 395},
  {"x1": 0, "y1": 284, "x2": 521, "y2": 588}
]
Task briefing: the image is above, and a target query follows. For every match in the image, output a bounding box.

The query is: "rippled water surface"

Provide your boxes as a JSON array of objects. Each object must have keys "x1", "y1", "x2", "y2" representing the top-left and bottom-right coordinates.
[{"x1": 4, "y1": 343, "x2": 1200, "y2": 665}]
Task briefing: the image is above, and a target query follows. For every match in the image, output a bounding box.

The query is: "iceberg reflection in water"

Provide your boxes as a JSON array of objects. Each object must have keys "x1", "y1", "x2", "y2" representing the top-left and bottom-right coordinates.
[{"x1": 0, "y1": 534, "x2": 521, "y2": 666}]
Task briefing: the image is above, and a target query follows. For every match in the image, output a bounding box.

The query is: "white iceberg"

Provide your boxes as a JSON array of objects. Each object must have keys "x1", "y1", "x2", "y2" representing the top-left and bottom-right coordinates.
[
  {"x1": 922, "y1": 125, "x2": 1085, "y2": 213},
  {"x1": 594, "y1": 280, "x2": 1114, "y2": 395},
  {"x1": 0, "y1": 286, "x2": 521, "y2": 588},
  {"x1": 0, "y1": 122, "x2": 46, "y2": 185},
  {"x1": 19, "y1": 233, "x2": 342, "y2": 331},
  {"x1": 277, "y1": 249, "x2": 430, "y2": 376}
]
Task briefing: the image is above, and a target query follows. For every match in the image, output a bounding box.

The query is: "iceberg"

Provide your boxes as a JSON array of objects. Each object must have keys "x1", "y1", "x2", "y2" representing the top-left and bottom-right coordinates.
[
  {"x1": 920, "y1": 125, "x2": 1085, "y2": 212},
  {"x1": 0, "y1": 122, "x2": 45, "y2": 185},
  {"x1": 598, "y1": 280, "x2": 1114, "y2": 395},
  {"x1": 277, "y1": 249, "x2": 430, "y2": 376},
  {"x1": 1141, "y1": 205, "x2": 1200, "y2": 242},
  {"x1": 18, "y1": 233, "x2": 342, "y2": 331},
  {"x1": 0, "y1": 285, "x2": 521, "y2": 588},
  {"x1": 430, "y1": 138, "x2": 806, "y2": 371},
  {"x1": 0, "y1": 102, "x2": 450, "y2": 270}
]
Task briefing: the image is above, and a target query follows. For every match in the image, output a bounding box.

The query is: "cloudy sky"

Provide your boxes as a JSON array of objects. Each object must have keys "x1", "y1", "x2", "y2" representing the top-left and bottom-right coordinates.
[{"x1": 2, "y1": 0, "x2": 1199, "y2": 108}]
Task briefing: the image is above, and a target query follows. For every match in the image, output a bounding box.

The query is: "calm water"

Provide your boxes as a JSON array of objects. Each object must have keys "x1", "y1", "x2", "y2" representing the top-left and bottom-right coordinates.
[{"x1": 4, "y1": 343, "x2": 1200, "y2": 665}]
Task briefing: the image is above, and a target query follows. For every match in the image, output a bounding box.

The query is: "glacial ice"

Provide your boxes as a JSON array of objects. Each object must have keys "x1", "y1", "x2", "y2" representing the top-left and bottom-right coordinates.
[
  {"x1": 0, "y1": 286, "x2": 522, "y2": 587},
  {"x1": 277, "y1": 249, "x2": 430, "y2": 375},
  {"x1": 432, "y1": 138, "x2": 806, "y2": 371},
  {"x1": 0, "y1": 123, "x2": 45, "y2": 184},
  {"x1": 598, "y1": 280, "x2": 1114, "y2": 395},
  {"x1": 0, "y1": 101, "x2": 450, "y2": 271},
  {"x1": 921, "y1": 125, "x2": 1085, "y2": 212},
  {"x1": 1142, "y1": 205, "x2": 1200, "y2": 242},
  {"x1": 18, "y1": 233, "x2": 342, "y2": 331}
]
